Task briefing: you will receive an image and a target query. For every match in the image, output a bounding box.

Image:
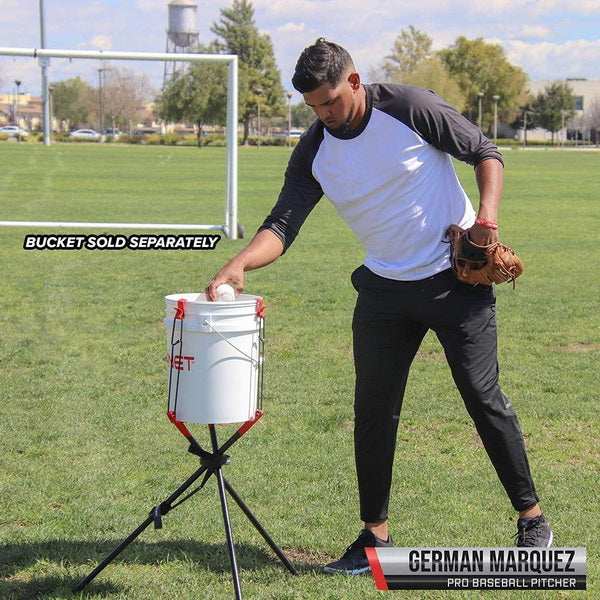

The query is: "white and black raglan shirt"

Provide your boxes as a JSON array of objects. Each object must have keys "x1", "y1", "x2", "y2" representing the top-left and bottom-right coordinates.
[{"x1": 259, "y1": 83, "x2": 504, "y2": 281}]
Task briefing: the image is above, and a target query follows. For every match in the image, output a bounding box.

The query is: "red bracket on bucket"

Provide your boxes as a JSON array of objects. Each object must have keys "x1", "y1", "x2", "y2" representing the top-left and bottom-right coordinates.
[
  {"x1": 255, "y1": 298, "x2": 266, "y2": 319},
  {"x1": 167, "y1": 410, "x2": 193, "y2": 438},
  {"x1": 174, "y1": 298, "x2": 186, "y2": 320},
  {"x1": 237, "y1": 409, "x2": 265, "y2": 437}
]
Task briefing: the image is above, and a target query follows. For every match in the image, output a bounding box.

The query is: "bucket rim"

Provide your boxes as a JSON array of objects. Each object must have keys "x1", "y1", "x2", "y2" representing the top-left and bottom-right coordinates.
[{"x1": 165, "y1": 292, "x2": 262, "y2": 306}]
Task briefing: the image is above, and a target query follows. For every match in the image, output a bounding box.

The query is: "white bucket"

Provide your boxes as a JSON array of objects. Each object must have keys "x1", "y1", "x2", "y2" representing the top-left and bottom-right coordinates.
[{"x1": 164, "y1": 292, "x2": 263, "y2": 424}]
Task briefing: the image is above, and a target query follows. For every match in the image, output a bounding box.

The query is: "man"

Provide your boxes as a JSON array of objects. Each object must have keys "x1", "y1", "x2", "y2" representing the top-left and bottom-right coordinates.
[{"x1": 206, "y1": 38, "x2": 553, "y2": 575}]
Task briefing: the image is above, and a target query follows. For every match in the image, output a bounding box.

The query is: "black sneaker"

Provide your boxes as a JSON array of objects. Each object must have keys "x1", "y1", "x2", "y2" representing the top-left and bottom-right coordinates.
[
  {"x1": 515, "y1": 514, "x2": 554, "y2": 547},
  {"x1": 323, "y1": 529, "x2": 393, "y2": 575}
]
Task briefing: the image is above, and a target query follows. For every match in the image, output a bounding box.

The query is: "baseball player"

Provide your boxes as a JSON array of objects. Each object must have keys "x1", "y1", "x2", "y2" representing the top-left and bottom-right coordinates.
[{"x1": 206, "y1": 38, "x2": 553, "y2": 575}]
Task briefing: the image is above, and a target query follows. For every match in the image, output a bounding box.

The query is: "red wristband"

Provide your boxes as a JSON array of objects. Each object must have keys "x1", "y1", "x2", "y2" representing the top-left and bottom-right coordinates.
[{"x1": 474, "y1": 217, "x2": 498, "y2": 230}]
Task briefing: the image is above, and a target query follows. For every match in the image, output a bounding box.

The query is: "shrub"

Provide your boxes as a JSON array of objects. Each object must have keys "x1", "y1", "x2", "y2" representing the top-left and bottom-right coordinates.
[
  {"x1": 161, "y1": 132, "x2": 180, "y2": 146},
  {"x1": 145, "y1": 134, "x2": 162, "y2": 145}
]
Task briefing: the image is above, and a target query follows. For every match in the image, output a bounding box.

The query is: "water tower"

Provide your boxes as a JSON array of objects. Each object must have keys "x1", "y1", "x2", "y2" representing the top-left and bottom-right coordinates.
[{"x1": 163, "y1": 0, "x2": 199, "y2": 86}]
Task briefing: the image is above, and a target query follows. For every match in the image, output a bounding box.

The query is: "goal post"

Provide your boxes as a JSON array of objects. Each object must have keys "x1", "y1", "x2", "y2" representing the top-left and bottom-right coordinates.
[{"x1": 0, "y1": 47, "x2": 240, "y2": 239}]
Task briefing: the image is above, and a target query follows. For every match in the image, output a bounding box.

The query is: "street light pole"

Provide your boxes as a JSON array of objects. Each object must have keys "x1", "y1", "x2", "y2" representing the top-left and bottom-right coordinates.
[
  {"x1": 97, "y1": 65, "x2": 110, "y2": 139},
  {"x1": 40, "y1": 0, "x2": 51, "y2": 146},
  {"x1": 254, "y1": 88, "x2": 263, "y2": 148},
  {"x1": 14, "y1": 79, "x2": 21, "y2": 143},
  {"x1": 492, "y1": 95, "x2": 499, "y2": 142},
  {"x1": 48, "y1": 85, "x2": 54, "y2": 135},
  {"x1": 286, "y1": 92, "x2": 292, "y2": 149},
  {"x1": 477, "y1": 92, "x2": 484, "y2": 130}
]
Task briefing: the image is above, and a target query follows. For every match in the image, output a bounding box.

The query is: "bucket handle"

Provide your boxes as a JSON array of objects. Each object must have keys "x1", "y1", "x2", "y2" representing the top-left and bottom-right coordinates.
[{"x1": 202, "y1": 319, "x2": 260, "y2": 367}]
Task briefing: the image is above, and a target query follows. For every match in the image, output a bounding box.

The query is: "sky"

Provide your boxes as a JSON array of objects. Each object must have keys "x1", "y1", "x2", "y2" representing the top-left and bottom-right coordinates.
[{"x1": 0, "y1": 0, "x2": 599, "y2": 103}]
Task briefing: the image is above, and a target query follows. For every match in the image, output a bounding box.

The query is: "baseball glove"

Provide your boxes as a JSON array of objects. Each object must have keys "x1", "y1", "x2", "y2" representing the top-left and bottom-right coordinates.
[{"x1": 446, "y1": 224, "x2": 524, "y2": 287}]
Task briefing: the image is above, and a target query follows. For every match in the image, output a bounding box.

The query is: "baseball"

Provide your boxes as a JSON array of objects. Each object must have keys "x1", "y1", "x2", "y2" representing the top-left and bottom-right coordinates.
[{"x1": 216, "y1": 283, "x2": 236, "y2": 302}]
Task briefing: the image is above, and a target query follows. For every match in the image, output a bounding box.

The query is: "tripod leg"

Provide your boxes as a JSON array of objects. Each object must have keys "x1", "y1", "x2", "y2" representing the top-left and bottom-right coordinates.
[
  {"x1": 72, "y1": 514, "x2": 154, "y2": 592},
  {"x1": 215, "y1": 467, "x2": 243, "y2": 600},
  {"x1": 209, "y1": 424, "x2": 243, "y2": 599},
  {"x1": 72, "y1": 463, "x2": 209, "y2": 592},
  {"x1": 223, "y1": 477, "x2": 298, "y2": 575}
]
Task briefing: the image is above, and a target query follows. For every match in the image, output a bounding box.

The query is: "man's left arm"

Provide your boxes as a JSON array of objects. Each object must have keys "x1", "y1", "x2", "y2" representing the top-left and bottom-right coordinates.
[{"x1": 470, "y1": 157, "x2": 504, "y2": 246}]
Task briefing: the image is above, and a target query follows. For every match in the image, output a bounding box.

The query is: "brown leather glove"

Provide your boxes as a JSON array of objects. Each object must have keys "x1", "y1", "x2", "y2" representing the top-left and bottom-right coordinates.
[{"x1": 446, "y1": 224, "x2": 524, "y2": 287}]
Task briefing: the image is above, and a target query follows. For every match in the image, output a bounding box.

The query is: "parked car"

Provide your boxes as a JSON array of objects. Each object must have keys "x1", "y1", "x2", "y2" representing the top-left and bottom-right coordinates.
[
  {"x1": 0, "y1": 125, "x2": 29, "y2": 138},
  {"x1": 69, "y1": 128, "x2": 101, "y2": 141},
  {"x1": 132, "y1": 128, "x2": 158, "y2": 136},
  {"x1": 104, "y1": 127, "x2": 121, "y2": 138}
]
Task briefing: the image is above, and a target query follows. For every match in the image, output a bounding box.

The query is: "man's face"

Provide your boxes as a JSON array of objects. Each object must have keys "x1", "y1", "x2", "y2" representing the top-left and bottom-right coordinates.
[{"x1": 303, "y1": 72, "x2": 362, "y2": 133}]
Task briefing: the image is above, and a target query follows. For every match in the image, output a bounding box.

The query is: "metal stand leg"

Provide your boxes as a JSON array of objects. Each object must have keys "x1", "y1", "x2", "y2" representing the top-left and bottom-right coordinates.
[
  {"x1": 210, "y1": 425, "x2": 243, "y2": 599},
  {"x1": 72, "y1": 419, "x2": 296, "y2": 595}
]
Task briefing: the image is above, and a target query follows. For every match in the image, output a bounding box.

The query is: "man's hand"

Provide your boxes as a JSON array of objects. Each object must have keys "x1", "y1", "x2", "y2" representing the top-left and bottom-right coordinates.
[
  {"x1": 205, "y1": 261, "x2": 245, "y2": 301},
  {"x1": 467, "y1": 222, "x2": 499, "y2": 247},
  {"x1": 204, "y1": 229, "x2": 285, "y2": 302}
]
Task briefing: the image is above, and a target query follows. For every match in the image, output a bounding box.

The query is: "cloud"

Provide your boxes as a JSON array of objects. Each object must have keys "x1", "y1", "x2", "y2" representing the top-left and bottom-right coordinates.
[
  {"x1": 502, "y1": 38, "x2": 600, "y2": 80},
  {"x1": 277, "y1": 22, "x2": 305, "y2": 33},
  {"x1": 89, "y1": 35, "x2": 113, "y2": 51},
  {"x1": 511, "y1": 25, "x2": 553, "y2": 41}
]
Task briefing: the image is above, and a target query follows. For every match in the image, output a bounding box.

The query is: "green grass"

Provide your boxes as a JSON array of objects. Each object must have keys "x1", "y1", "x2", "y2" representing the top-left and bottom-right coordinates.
[{"x1": 1, "y1": 144, "x2": 598, "y2": 599}]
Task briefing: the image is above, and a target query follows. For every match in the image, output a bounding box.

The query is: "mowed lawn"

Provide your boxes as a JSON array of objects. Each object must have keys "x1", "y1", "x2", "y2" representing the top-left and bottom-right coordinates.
[{"x1": 0, "y1": 143, "x2": 598, "y2": 599}]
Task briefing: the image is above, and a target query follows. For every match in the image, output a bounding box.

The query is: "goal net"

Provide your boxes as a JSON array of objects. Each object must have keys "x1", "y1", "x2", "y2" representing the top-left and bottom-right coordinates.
[{"x1": 0, "y1": 47, "x2": 240, "y2": 239}]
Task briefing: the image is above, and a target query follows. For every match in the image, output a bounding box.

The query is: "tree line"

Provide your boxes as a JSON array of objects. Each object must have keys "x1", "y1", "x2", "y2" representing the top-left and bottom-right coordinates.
[{"x1": 45, "y1": 1, "x2": 594, "y2": 145}]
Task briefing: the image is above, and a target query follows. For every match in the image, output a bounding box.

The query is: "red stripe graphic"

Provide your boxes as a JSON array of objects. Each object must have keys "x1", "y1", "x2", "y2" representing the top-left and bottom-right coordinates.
[{"x1": 365, "y1": 547, "x2": 388, "y2": 590}]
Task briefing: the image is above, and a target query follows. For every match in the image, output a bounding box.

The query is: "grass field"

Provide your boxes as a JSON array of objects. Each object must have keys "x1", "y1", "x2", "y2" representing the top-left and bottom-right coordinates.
[{"x1": 1, "y1": 144, "x2": 598, "y2": 600}]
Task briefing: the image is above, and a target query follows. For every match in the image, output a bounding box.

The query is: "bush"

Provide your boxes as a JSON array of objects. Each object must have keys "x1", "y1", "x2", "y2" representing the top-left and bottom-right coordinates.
[
  {"x1": 161, "y1": 132, "x2": 180, "y2": 146},
  {"x1": 145, "y1": 134, "x2": 162, "y2": 145}
]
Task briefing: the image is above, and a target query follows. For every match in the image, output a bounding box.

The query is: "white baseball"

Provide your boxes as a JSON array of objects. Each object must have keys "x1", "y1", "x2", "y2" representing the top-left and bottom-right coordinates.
[{"x1": 216, "y1": 283, "x2": 236, "y2": 302}]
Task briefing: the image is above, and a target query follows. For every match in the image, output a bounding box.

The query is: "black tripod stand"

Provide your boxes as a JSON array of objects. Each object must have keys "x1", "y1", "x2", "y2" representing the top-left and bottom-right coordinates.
[{"x1": 72, "y1": 410, "x2": 297, "y2": 598}]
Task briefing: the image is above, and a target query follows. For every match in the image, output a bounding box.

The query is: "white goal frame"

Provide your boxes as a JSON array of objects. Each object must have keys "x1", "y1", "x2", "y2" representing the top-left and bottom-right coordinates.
[{"x1": 0, "y1": 47, "x2": 240, "y2": 239}]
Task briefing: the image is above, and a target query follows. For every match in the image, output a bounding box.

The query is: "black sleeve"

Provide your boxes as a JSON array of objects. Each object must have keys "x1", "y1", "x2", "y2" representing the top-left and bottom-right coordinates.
[
  {"x1": 373, "y1": 84, "x2": 503, "y2": 167},
  {"x1": 257, "y1": 123, "x2": 324, "y2": 252}
]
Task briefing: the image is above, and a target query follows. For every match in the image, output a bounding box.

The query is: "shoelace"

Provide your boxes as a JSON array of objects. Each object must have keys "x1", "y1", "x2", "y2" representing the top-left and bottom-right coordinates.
[
  {"x1": 514, "y1": 517, "x2": 544, "y2": 547},
  {"x1": 342, "y1": 531, "x2": 373, "y2": 557}
]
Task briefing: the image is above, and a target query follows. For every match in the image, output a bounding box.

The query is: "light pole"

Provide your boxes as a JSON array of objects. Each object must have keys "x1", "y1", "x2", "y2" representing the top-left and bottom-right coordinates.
[
  {"x1": 477, "y1": 92, "x2": 484, "y2": 130},
  {"x1": 48, "y1": 85, "x2": 54, "y2": 135},
  {"x1": 492, "y1": 95, "x2": 499, "y2": 142},
  {"x1": 286, "y1": 92, "x2": 292, "y2": 149},
  {"x1": 522, "y1": 108, "x2": 533, "y2": 148},
  {"x1": 254, "y1": 88, "x2": 263, "y2": 148},
  {"x1": 97, "y1": 65, "x2": 110, "y2": 138},
  {"x1": 40, "y1": 0, "x2": 51, "y2": 146},
  {"x1": 14, "y1": 79, "x2": 22, "y2": 143}
]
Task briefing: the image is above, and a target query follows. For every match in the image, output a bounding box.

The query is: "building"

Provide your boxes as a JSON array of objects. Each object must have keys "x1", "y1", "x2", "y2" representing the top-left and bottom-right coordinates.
[
  {"x1": 519, "y1": 78, "x2": 600, "y2": 144},
  {"x1": 0, "y1": 93, "x2": 43, "y2": 131}
]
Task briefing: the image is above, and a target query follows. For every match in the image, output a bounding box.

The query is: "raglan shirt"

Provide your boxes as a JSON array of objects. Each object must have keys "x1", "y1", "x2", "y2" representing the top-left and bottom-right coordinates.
[{"x1": 259, "y1": 83, "x2": 503, "y2": 281}]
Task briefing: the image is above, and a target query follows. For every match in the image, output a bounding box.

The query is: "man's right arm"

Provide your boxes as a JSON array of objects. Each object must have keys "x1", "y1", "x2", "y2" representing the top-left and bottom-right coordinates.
[
  {"x1": 204, "y1": 229, "x2": 284, "y2": 300},
  {"x1": 205, "y1": 126, "x2": 324, "y2": 301}
]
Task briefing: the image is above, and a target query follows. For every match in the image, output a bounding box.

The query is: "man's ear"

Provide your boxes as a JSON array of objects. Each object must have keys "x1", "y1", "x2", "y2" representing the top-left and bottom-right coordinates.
[{"x1": 348, "y1": 72, "x2": 361, "y2": 91}]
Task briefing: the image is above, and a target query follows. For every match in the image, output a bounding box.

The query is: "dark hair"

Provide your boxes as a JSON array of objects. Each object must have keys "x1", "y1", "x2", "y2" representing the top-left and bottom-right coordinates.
[{"x1": 292, "y1": 38, "x2": 355, "y2": 93}]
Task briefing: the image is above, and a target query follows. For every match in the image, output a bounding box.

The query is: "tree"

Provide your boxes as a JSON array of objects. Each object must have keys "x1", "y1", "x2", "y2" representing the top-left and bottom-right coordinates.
[
  {"x1": 532, "y1": 81, "x2": 576, "y2": 144},
  {"x1": 376, "y1": 26, "x2": 465, "y2": 113},
  {"x1": 394, "y1": 57, "x2": 466, "y2": 112},
  {"x1": 50, "y1": 77, "x2": 95, "y2": 129},
  {"x1": 291, "y1": 101, "x2": 315, "y2": 129},
  {"x1": 157, "y1": 43, "x2": 228, "y2": 146},
  {"x1": 211, "y1": 0, "x2": 286, "y2": 144},
  {"x1": 586, "y1": 98, "x2": 600, "y2": 144},
  {"x1": 382, "y1": 26, "x2": 433, "y2": 80},
  {"x1": 101, "y1": 67, "x2": 154, "y2": 132},
  {"x1": 439, "y1": 37, "x2": 528, "y2": 132}
]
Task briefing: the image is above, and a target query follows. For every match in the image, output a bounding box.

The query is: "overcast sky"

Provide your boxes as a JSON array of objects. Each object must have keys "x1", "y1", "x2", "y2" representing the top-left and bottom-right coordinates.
[{"x1": 1, "y1": 0, "x2": 599, "y2": 102}]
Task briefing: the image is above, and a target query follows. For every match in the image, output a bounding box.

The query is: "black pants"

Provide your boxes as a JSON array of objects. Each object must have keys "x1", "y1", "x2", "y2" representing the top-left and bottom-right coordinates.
[{"x1": 351, "y1": 265, "x2": 539, "y2": 523}]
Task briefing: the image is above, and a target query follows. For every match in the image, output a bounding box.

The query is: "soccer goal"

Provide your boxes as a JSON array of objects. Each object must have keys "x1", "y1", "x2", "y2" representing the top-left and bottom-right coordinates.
[{"x1": 0, "y1": 47, "x2": 241, "y2": 239}]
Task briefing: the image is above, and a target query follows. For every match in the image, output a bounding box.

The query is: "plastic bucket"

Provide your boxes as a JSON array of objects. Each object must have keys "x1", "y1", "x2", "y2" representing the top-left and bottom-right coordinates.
[{"x1": 164, "y1": 292, "x2": 263, "y2": 424}]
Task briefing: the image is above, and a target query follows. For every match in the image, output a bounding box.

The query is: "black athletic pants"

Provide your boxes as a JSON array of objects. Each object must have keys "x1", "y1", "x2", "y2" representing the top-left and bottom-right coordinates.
[{"x1": 351, "y1": 265, "x2": 540, "y2": 523}]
